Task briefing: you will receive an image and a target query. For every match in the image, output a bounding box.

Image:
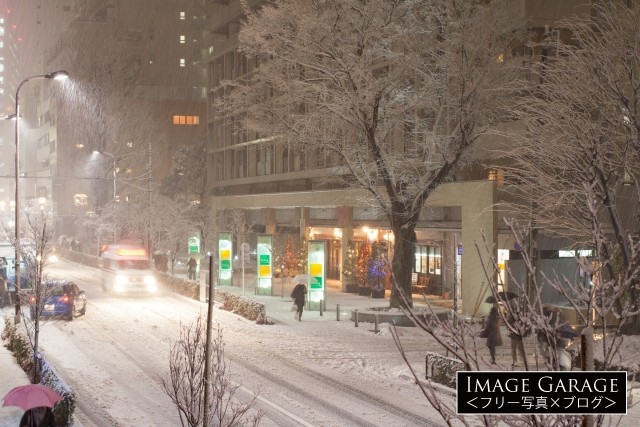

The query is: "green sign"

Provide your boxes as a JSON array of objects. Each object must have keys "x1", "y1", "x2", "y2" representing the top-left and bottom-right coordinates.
[
  {"x1": 218, "y1": 232, "x2": 232, "y2": 285},
  {"x1": 256, "y1": 235, "x2": 273, "y2": 294},
  {"x1": 307, "y1": 240, "x2": 326, "y2": 304},
  {"x1": 188, "y1": 236, "x2": 200, "y2": 253}
]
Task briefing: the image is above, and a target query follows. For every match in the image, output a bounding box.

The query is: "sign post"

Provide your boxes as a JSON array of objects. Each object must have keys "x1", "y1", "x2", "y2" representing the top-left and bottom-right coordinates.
[
  {"x1": 307, "y1": 240, "x2": 326, "y2": 311},
  {"x1": 218, "y1": 232, "x2": 232, "y2": 286},
  {"x1": 256, "y1": 235, "x2": 273, "y2": 296}
]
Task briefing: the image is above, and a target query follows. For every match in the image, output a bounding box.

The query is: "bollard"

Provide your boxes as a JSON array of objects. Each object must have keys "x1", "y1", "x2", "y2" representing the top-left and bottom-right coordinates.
[
  {"x1": 337, "y1": 304, "x2": 341, "y2": 321},
  {"x1": 355, "y1": 309, "x2": 359, "y2": 327},
  {"x1": 320, "y1": 299, "x2": 323, "y2": 317},
  {"x1": 374, "y1": 314, "x2": 379, "y2": 334}
]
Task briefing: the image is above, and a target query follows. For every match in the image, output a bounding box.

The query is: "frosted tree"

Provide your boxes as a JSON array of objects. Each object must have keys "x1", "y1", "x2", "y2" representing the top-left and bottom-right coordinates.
[
  {"x1": 221, "y1": 0, "x2": 524, "y2": 308},
  {"x1": 390, "y1": 3, "x2": 640, "y2": 426},
  {"x1": 505, "y1": 1, "x2": 640, "y2": 333}
]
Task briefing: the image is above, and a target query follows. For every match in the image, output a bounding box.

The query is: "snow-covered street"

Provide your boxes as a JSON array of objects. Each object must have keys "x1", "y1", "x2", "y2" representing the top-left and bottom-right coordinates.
[{"x1": 31, "y1": 260, "x2": 445, "y2": 426}]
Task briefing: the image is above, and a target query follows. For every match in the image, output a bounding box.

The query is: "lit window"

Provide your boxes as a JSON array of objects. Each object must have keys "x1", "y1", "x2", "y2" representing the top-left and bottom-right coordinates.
[
  {"x1": 496, "y1": 53, "x2": 505, "y2": 63},
  {"x1": 487, "y1": 169, "x2": 504, "y2": 187},
  {"x1": 179, "y1": 11, "x2": 185, "y2": 20},
  {"x1": 74, "y1": 194, "x2": 88, "y2": 207},
  {"x1": 180, "y1": 58, "x2": 185, "y2": 67},
  {"x1": 172, "y1": 115, "x2": 200, "y2": 126},
  {"x1": 127, "y1": 142, "x2": 133, "y2": 148},
  {"x1": 126, "y1": 167, "x2": 132, "y2": 174},
  {"x1": 180, "y1": 35, "x2": 185, "y2": 44}
]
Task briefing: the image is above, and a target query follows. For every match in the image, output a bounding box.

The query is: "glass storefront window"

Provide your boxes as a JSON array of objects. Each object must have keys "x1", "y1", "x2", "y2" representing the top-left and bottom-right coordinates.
[{"x1": 415, "y1": 244, "x2": 441, "y2": 275}]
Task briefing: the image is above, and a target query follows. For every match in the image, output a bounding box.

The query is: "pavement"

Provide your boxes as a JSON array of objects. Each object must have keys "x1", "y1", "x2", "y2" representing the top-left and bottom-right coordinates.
[
  {"x1": 0, "y1": 310, "x2": 30, "y2": 427},
  {"x1": 0, "y1": 269, "x2": 451, "y2": 426}
]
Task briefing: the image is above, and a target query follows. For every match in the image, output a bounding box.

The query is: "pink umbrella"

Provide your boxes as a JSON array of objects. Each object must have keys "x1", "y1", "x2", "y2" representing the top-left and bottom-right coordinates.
[{"x1": 2, "y1": 384, "x2": 62, "y2": 410}]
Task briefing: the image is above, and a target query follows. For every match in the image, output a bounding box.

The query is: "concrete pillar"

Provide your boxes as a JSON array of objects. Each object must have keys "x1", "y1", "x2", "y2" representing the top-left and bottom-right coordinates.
[
  {"x1": 442, "y1": 231, "x2": 456, "y2": 295},
  {"x1": 459, "y1": 181, "x2": 497, "y2": 318},
  {"x1": 296, "y1": 207, "x2": 310, "y2": 241},
  {"x1": 263, "y1": 208, "x2": 276, "y2": 235}
]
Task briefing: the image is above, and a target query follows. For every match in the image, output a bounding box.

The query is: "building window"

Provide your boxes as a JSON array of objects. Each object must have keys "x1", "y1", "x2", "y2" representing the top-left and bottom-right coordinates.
[
  {"x1": 172, "y1": 115, "x2": 200, "y2": 125},
  {"x1": 487, "y1": 169, "x2": 504, "y2": 187},
  {"x1": 414, "y1": 244, "x2": 441, "y2": 275},
  {"x1": 180, "y1": 58, "x2": 186, "y2": 67},
  {"x1": 179, "y1": 11, "x2": 186, "y2": 20},
  {"x1": 179, "y1": 35, "x2": 186, "y2": 44}
]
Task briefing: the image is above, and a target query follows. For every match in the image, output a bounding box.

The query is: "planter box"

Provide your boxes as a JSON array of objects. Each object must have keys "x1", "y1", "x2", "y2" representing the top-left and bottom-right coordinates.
[
  {"x1": 358, "y1": 286, "x2": 372, "y2": 296},
  {"x1": 345, "y1": 283, "x2": 360, "y2": 293},
  {"x1": 371, "y1": 288, "x2": 385, "y2": 298}
]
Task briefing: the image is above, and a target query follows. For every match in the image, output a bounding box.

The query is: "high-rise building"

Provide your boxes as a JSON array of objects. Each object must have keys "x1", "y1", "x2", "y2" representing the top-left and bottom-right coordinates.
[{"x1": 24, "y1": 0, "x2": 206, "y2": 245}]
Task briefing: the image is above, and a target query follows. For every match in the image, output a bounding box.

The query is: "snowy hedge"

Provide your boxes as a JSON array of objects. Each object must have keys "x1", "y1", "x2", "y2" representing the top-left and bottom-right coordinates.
[
  {"x1": 425, "y1": 351, "x2": 464, "y2": 389},
  {"x1": 217, "y1": 289, "x2": 268, "y2": 324},
  {"x1": 41, "y1": 359, "x2": 76, "y2": 426},
  {"x1": 2, "y1": 317, "x2": 76, "y2": 426}
]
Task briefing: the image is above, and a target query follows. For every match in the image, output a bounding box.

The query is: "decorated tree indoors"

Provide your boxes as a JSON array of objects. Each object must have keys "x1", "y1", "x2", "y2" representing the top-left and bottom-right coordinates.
[
  {"x1": 342, "y1": 241, "x2": 359, "y2": 293},
  {"x1": 297, "y1": 237, "x2": 308, "y2": 276},
  {"x1": 282, "y1": 236, "x2": 298, "y2": 277},
  {"x1": 367, "y1": 241, "x2": 387, "y2": 298},
  {"x1": 356, "y1": 242, "x2": 372, "y2": 293}
]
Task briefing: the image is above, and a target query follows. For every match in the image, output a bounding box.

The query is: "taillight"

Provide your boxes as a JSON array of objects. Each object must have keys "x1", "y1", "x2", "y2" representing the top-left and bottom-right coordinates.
[{"x1": 61, "y1": 295, "x2": 70, "y2": 303}]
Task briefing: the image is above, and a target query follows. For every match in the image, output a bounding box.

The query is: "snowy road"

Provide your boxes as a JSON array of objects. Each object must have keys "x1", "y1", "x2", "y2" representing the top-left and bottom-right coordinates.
[{"x1": 37, "y1": 260, "x2": 445, "y2": 426}]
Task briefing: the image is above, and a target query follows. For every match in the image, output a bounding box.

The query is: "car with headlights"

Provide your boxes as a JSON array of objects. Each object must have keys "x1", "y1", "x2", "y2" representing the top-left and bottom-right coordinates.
[
  {"x1": 30, "y1": 280, "x2": 86, "y2": 320},
  {"x1": 98, "y1": 244, "x2": 158, "y2": 294}
]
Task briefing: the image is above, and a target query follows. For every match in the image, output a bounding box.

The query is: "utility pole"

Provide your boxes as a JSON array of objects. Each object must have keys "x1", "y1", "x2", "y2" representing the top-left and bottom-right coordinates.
[
  {"x1": 203, "y1": 254, "x2": 215, "y2": 426},
  {"x1": 147, "y1": 140, "x2": 152, "y2": 262}
]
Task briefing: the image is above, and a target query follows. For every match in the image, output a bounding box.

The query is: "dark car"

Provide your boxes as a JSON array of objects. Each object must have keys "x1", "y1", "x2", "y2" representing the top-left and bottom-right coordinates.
[{"x1": 30, "y1": 280, "x2": 87, "y2": 320}]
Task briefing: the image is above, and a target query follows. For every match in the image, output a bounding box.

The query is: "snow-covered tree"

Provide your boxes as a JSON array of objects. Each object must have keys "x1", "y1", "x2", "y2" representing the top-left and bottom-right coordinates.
[
  {"x1": 505, "y1": 1, "x2": 640, "y2": 333},
  {"x1": 392, "y1": 3, "x2": 640, "y2": 426},
  {"x1": 221, "y1": 0, "x2": 524, "y2": 308},
  {"x1": 160, "y1": 316, "x2": 262, "y2": 427}
]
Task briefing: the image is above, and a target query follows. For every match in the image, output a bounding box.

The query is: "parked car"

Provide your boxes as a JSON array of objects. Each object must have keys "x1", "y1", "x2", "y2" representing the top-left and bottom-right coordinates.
[{"x1": 30, "y1": 280, "x2": 87, "y2": 320}]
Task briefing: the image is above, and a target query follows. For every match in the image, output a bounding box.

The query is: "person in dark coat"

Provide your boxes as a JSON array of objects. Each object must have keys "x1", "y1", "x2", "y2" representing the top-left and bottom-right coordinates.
[
  {"x1": 19, "y1": 407, "x2": 55, "y2": 427},
  {"x1": 187, "y1": 257, "x2": 198, "y2": 280},
  {"x1": 290, "y1": 283, "x2": 307, "y2": 321},
  {"x1": 485, "y1": 306, "x2": 503, "y2": 365}
]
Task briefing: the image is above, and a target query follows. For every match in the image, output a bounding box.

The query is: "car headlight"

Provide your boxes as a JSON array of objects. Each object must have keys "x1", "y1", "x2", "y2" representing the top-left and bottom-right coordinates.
[
  {"x1": 116, "y1": 275, "x2": 127, "y2": 285},
  {"x1": 48, "y1": 255, "x2": 58, "y2": 263},
  {"x1": 144, "y1": 275, "x2": 156, "y2": 285}
]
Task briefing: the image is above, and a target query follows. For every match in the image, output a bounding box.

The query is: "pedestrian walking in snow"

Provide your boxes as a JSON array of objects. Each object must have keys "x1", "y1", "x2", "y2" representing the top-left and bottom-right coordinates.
[
  {"x1": 290, "y1": 282, "x2": 307, "y2": 321},
  {"x1": 187, "y1": 257, "x2": 198, "y2": 280},
  {"x1": 484, "y1": 306, "x2": 503, "y2": 364}
]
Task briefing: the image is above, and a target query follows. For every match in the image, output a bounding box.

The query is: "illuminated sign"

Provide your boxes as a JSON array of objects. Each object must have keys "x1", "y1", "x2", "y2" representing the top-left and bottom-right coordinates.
[
  {"x1": 115, "y1": 248, "x2": 147, "y2": 257},
  {"x1": 255, "y1": 235, "x2": 273, "y2": 295},
  {"x1": 188, "y1": 236, "x2": 200, "y2": 254},
  {"x1": 307, "y1": 240, "x2": 326, "y2": 306},
  {"x1": 218, "y1": 232, "x2": 232, "y2": 285}
]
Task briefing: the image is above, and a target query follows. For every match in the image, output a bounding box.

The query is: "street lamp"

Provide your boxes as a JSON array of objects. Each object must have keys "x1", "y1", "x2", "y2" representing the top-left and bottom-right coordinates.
[
  {"x1": 14, "y1": 70, "x2": 69, "y2": 325},
  {"x1": 92, "y1": 150, "x2": 116, "y2": 199}
]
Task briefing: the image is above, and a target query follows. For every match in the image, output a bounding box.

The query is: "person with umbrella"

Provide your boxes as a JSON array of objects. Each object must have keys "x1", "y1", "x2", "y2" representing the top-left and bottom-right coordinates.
[
  {"x1": 483, "y1": 306, "x2": 503, "y2": 365},
  {"x1": 19, "y1": 407, "x2": 56, "y2": 427},
  {"x1": 2, "y1": 383, "x2": 61, "y2": 427},
  {"x1": 290, "y1": 280, "x2": 308, "y2": 322}
]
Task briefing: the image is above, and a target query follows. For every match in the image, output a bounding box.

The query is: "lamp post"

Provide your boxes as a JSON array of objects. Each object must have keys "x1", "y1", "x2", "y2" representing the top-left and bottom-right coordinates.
[{"x1": 14, "y1": 70, "x2": 69, "y2": 325}]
